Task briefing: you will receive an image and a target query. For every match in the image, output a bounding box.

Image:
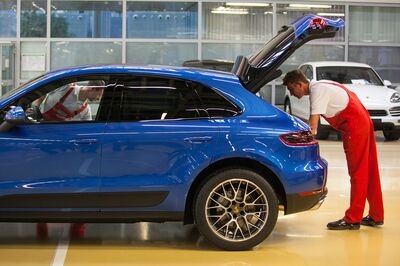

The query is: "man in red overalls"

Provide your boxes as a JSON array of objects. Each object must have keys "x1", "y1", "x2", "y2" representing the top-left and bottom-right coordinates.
[{"x1": 283, "y1": 70, "x2": 384, "y2": 230}]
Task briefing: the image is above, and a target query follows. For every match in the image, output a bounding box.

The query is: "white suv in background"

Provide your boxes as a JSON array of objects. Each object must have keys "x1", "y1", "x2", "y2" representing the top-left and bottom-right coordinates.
[{"x1": 284, "y1": 61, "x2": 400, "y2": 140}]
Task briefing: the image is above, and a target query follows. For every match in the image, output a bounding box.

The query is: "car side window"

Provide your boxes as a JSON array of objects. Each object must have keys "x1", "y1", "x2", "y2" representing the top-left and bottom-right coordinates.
[
  {"x1": 110, "y1": 76, "x2": 207, "y2": 122},
  {"x1": 194, "y1": 83, "x2": 241, "y2": 118},
  {"x1": 8, "y1": 76, "x2": 111, "y2": 123},
  {"x1": 304, "y1": 66, "x2": 313, "y2": 80}
]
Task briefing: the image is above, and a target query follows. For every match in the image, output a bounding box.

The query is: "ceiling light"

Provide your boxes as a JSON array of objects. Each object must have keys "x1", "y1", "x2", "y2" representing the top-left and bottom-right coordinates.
[
  {"x1": 289, "y1": 4, "x2": 332, "y2": 9},
  {"x1": 226, "y1": 2, "x2": 270, "y2": 7},
  {"x1": 317, "y1": 12, "x2": 345, "y2": 17},
  {"x1": 211, "y1": 6, "x2": 248, "y2": 15}
]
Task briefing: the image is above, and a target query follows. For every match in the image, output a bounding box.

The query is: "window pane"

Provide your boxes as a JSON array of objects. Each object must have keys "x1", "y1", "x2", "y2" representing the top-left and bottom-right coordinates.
[
  {"x1": 115, "y1": 77, "x2": 202, "y2": 121},
  {"x1": 21, "y1": 41, "x2": 47, "y2": 81},
  {"x1": 349, "y1": 6, "x2": 400, "y2": 43},
  {"x1": 126, "y1": 42, "x2": 197, "y2": 66},
  {"x1": 281, "y1": 44, "x2": 345, "y2": 75},
  {"x1": 51, "y1": 0, "x2": 122, "y2": 38},
  {"x1": 127, "y1": 2, "x2": 197, "y2": 39},
  {"x1": 203, "y1": 2, "x2": 273, "y2": 40},
  {"x1": 276, "y1": 4, "x2": 345, "y2": 42},
  {"x1": 13, "y1": 77, "x2": 110, "y2": 123},
  {"x1": 0, "y1": 0, "x2": 16, "y2": 37},
  {"x1": 202, "y1": 43, "x2": 263, "y2": 62},
  {"x1": 349, "y1": 46, "x2": 400, "y2": 84},
  {"x1": 1, "y1": 44, "x2": 14, "y2": 95},
  {"x1": 51, "y1": 42, "x2": 122, "y2": 70},
  {"x1": 21, "y1": 0, "x2": 46, "y2": 37},
  {"x1": 195, "y1": 84, "x2": 241, "y2": 118}
]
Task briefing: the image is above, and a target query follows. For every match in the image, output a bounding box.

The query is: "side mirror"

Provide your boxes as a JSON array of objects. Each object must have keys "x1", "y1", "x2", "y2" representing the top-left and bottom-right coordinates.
[
  {"x1": 5, "y1": 106, "x2": 28, "y2": 124},
  {"x1": 383, "y1": 80, "x2": 396, "y2": 89},
  {"x1": 0, "y1": 106, "x2": 30, "y2": 132}
]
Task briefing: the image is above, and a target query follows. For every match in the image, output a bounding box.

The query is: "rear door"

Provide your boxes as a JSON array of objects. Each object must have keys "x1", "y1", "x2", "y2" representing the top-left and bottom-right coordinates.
[{"x1": 99, "y1": 75, "x2": 220, "y2": 211}]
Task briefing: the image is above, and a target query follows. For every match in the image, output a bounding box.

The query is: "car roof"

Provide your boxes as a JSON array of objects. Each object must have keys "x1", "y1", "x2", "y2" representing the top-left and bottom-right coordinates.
[
  {"x1": 302, "y1": 61, "x2": 372, "y2": 68},
  {"x1": 44, "y1": 64, "x2": 238, "y2": 82}
]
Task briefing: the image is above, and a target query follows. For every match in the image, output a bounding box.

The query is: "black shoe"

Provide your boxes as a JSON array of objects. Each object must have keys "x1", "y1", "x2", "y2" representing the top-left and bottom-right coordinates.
[
  {"x1": 327, "y1": 219, "x2": 360, "y2": 230},
  {"x1": 361, "y1": 216, "x2": 384, "y2": 227}
]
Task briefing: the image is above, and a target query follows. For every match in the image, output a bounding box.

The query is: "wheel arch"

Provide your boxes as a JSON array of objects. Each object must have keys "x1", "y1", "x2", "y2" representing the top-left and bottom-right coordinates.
[{"x1": 183, "y1": 157, "x2": 286, "y2": 224}]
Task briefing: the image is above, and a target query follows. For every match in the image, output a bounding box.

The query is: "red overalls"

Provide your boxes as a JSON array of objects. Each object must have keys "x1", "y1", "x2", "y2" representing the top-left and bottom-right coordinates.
[
  {"x1": 42, "y1": 85, "x2": 88, "y2": 121},
  {"x1": 320, "y1": 82, "x2": 384, "y2": 223}
]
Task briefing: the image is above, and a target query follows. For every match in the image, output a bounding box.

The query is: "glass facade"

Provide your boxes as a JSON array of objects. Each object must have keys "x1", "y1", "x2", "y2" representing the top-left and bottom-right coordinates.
[
  {"x1": 21, "y1": 0, "x2": 47, "y2": 37},
  {"x1": 203, "y1": 2, "x2": 273, "y2": 41},
  {"x1": 0, "y1": 1, "x2": 399, "y2": 105},
  {"x1": 20, "y1": 41, "x2": 47, "y2": 80},
  {"x1": 202, "y1": 43, "x2": 262, "y2": 62},
  {"x1": 126, "y1": 42, "x2": 197, "y2": 66},
  {"x1": 51, "y1": 0, "x2": 122, "y2": 38},
  {"x1": 349, "y1": 6, "x2": 400, "y2": 43},
  {"x1": 51, "y1": 42, "x2": 122, "y2": 69},
  {"x1": 0, "y1": 0, "x2": 16, "y2": 37},
  {"x1": 127, "y1": 2, "x2": 198, "y2": 39},
  {"x1": 349, "y1": 46, "x2": 400, "y2": 83}
]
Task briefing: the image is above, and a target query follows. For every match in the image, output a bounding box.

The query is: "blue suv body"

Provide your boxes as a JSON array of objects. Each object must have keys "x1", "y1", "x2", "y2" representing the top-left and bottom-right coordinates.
[{"x1": 0, "y1": 15, "x2": 344, "y2": 250}]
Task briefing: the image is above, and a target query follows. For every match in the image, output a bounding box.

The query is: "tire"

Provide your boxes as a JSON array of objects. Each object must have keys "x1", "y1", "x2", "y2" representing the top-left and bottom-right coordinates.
[
  {"x1": 194, "y1": 168, "x2": 279, "y2": 251},
  {"x1": 316, "y1": 120, "x2": 329, "y2": 140},
  {"x1": 383, "y1": 130, "x2": 400, "y2": 141},
  {"x1": 284, "y1": 98, "x2": 292, "y2": 114}
]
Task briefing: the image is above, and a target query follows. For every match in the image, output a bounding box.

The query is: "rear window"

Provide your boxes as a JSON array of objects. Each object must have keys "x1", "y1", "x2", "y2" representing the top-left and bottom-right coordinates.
[{"x1": 316, "y1": 66, "x2": 383, "y2": 86}]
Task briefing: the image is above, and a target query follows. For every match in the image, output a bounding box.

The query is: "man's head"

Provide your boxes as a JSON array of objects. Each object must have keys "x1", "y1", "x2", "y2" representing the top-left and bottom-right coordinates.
[
  {"x1": 283, "y1": 70, "x2": 310, "y2": 99},
  {"x1": 80, "y1": 80, "x2": 105, "y2": 101}
]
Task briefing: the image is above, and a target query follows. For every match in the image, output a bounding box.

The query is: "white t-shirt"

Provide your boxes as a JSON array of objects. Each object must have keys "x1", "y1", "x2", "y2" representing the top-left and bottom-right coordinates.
[
  {"x1": 41, "y1": 85, "x2": 92, "y2": 121},
  {"x1": 309, "y1": 80, "x2": 349, "y2": 118}
]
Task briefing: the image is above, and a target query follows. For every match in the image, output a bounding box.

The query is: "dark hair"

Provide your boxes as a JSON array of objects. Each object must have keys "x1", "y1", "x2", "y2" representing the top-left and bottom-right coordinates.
[{"x1": 282, "y1": 70, "x2": 309, "y2": 86}]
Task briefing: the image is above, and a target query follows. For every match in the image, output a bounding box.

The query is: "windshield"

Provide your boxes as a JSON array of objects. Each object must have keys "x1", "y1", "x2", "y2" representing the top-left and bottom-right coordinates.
[
  {"x1": 316, "y1": 66, "x2": 383, "y2": 86},
  {"x1": 0, "y1": 74, "x2": 46, "y2": 102}
]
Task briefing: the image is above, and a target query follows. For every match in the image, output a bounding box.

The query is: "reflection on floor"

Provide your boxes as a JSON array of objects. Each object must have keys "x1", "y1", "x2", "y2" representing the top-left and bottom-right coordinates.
[{"x1": 0, "y1": 133, "x2": 399, "y2": 266}]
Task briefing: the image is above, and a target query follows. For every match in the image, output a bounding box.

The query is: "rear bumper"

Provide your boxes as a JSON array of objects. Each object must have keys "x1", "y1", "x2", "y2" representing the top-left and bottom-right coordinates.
[{"x1": 285, "y1": 187, "x2": 328, "y2": 215}]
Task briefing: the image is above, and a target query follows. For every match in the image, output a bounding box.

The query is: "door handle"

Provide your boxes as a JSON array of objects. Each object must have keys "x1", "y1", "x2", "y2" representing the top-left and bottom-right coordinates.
[
  {"x1": 69, "y1": 139, "x2": 98, "y2": 145},
  {"x1": 184, "y1": 136, "x2": 213, "y2": 144}
]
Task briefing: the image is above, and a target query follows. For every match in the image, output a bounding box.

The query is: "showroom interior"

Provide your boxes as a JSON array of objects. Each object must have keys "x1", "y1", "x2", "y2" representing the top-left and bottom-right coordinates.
[{"x1": 0, "y1": 0, "x2": 399, "y2": 265}]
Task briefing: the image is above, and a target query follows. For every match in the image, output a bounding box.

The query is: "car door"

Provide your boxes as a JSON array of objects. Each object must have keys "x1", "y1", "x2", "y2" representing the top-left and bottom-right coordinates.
[
  {"x1": 0, "y1": 75, "x2": 112, "y2": 210},
  {"x1": 99, "y1": 75, "x2": 220, "y2": 211}
]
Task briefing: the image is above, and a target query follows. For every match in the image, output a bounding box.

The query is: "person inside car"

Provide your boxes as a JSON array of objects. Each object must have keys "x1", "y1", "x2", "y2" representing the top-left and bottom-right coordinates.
[{"x1": 33, "y1": 80, "x2": 105, "y2": 122}]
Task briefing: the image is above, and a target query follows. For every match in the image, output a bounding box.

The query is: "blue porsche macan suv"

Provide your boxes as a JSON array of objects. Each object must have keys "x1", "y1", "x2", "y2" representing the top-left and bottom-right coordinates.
[{"x1": 0, "y1": 15, "x2": 344, "y2": 250}]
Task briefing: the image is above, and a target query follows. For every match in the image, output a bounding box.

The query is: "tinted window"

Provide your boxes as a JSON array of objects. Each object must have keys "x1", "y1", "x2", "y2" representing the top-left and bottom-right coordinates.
[
  {"x1": 316, "y1": 67, "x2": 383, "y2": 86},
  {"x1": 194, "y1": 84, "x2": 241, "y2": 118},
  {"x1": 112, "y1": 77, "x2": 206, "y2": 122}
]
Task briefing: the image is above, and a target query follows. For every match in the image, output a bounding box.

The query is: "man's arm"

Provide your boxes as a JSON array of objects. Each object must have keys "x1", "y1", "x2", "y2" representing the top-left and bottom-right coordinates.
[{"x1": 308, "y1": 114, "x2": 320, "y2": 135}]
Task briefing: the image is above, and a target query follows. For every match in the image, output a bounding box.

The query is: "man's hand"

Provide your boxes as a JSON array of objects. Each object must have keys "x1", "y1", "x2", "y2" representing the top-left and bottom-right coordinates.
[{"x1": 308, "y1": 114, "x2": 320, "y2": 135}]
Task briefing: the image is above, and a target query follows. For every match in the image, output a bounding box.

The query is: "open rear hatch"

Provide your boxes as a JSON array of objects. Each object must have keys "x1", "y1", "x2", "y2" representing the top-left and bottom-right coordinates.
[{"x1": 232, "y1": 14, "x2": 344, "y2": 93}]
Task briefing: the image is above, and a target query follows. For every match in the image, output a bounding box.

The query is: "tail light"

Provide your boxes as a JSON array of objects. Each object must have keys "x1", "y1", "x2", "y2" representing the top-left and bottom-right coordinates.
[{"x1": 280, "y1": 130, "x2": 318, "y2": 146}]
